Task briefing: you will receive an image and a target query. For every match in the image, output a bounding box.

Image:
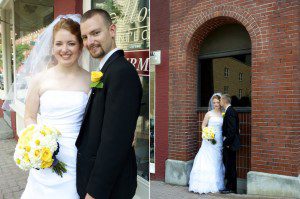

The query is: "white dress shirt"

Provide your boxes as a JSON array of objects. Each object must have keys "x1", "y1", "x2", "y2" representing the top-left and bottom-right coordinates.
[{"x1": 98, "y1": 48, "x2": 120, "y2": 71}]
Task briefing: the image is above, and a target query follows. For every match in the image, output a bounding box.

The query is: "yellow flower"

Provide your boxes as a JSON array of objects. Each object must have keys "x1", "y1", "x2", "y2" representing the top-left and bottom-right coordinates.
[
  {"x1": 16, "y1": 158, "x2": 21, "y2": 165},
  {"x1": 19, "y1": 126, "x2": 35, "y2": 146},
  {"x1": 42, "y1": 125, "x2": 53, "y2": 135},
  {"x1": 41, "y1": 159, "x2": 54, "y2": 169},
  {"x1": 41, "y1": 147, "x2": 53, "y2": 162},
  {"x1": 23, "y1": 153, "x2": 30, "y2": 163},
  {"x1": 34, "y1": 149, "x2": 41, "y2": 158},
  {"x1": 35, "y1": 140, "x2": 40, "y2": 146},
  {"x1": 91, "y1": 71, "x2": 103, "y2": 83},
  {"x1": 25, "y1": 146, "x2": 31, "y2": 152},
  {"x1": 20, "y1": 125, "x2": 35, "y2": 138},
  {"x1": 40, "y1": 147, "x2": 53, "y2": 168},
  {"x1": 40, "y1": 130, "x2": 46, "y2": 136}
]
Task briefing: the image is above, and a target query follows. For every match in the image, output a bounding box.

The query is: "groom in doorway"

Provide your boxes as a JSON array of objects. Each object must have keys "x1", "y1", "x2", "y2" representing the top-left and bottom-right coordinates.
[
  {"x1": 220, "y1": 94, "x2": 241, "y2": 194},
  {"x1": 75, "y1": 9, "x2": 142, "y2": 199}
]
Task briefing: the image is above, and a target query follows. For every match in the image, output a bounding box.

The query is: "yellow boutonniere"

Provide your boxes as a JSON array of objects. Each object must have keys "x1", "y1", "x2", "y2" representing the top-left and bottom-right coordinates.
[
  {"x1": 222, "y1": 112, "x2": 225, "y2": 118},
  {"x1": 90, "y1": 71, "x2": 104, "y2": 88}
]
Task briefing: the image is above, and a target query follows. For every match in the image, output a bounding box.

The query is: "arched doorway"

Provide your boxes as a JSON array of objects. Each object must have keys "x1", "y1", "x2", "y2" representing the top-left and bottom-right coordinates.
[{"x1": 197, "y1": 23, "x2": 251, "y2": 193}]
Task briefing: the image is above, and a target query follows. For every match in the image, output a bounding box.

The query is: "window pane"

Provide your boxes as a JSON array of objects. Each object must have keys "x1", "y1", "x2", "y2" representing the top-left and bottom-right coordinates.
[
  {"x1": 92, "y1": 0, "x2": 149, "y2": 51},
  {"x1": 135, "y1": 76, "x2": 149, "y2": 180},
  {"x1": 199, "y1": 54, "x2": 251, "y2": 107},
  {"x1": 14, "y1": 0, "x2": 54, "y2": 103},
  {"x1": 150, "y1": 66, "x2": 155, "y2": 165}
]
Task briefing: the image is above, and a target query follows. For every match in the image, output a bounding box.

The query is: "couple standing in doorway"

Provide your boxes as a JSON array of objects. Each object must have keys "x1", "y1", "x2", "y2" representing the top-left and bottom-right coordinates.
[{"x1": 189, "y1": 93, "x2": 241, "y2": 194}]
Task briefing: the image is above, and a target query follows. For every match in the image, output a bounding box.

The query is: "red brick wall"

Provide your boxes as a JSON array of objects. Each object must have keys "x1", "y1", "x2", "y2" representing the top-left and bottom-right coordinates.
[
  {"x1": 150, "y1": 0, "x2": 170, "y2": 180},
  {"x1": 168, "y1": 1, "x2": 300, "y2": 177},
  {"x1": 54, "y1": 0, "x2": 82, "y2": 18},
  {"x1": 0, "y1": 99, "x2": 3, "y2": 117},
  {"x1": 11, "y1": 111, "x2": 17, "y2": 140}
]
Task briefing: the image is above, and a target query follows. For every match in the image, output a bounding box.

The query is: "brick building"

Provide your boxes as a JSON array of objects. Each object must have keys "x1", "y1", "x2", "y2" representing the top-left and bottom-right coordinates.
[{"x1": 150, "y1": 0, "x2": 299, "y2": 198}]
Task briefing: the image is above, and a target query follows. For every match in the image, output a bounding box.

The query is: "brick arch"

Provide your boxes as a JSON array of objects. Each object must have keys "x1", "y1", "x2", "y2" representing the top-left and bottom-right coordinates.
[
  {"x1": 181, "y1": 5, "x2": 262, "y2": 53},
  {"x1": 168, "y1": 5, "x2": 262, "y2": 161}
]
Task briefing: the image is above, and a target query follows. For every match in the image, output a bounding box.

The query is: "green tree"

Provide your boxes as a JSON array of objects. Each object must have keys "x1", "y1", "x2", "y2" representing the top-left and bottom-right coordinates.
[
  {"x1": 98, "y1": 0, "x2": 123, "y2": 23},
  {"x1": 16, "y1": 44, "x2": 30, "y2": 68}
]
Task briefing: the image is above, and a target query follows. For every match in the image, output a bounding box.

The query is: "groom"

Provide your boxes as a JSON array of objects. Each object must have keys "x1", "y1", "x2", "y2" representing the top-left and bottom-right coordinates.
[
  {"x1": 220, "y1": 94, "x2": 240, "y2": 194},
  {"x1": 75, "y1": 9, "x2": 142, "y2": 199}
]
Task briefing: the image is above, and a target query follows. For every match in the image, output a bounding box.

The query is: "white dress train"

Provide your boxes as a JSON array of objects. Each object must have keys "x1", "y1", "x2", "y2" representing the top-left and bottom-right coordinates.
[
  {"x1": 189, "y1": 111, "x2": 225, "y2": 194},
  {"x1": 21, "y1": 90, "x2": 88, "y2": 199}
]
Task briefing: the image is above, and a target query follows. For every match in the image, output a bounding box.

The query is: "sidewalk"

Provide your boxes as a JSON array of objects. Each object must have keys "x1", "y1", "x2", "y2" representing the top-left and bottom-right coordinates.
[
  {"x1": 150, "y1": 181, "x2": 280, "y2": 199},
  {"x1": 0, "y1": 138, "x2": 28, "y2": 199}
]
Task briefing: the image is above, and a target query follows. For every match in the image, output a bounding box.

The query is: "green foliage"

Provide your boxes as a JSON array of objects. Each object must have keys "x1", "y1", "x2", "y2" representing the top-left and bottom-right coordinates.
[
  {"x1": 16, "y1": 44, "x2": 30, "y2": 68},
  {"x1": 98, "y1": 0, "x2": 123, "y2": 22}
]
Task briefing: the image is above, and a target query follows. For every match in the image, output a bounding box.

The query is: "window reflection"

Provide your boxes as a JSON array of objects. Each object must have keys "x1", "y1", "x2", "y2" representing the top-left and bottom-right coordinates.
[{"x1": 199, "y1": 54, "x2": 251, "y2": 107}]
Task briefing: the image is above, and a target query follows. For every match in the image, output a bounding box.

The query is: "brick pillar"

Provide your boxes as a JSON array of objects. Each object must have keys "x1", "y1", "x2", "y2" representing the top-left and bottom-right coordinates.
[
  {"x1": 150, "y1": 0, "x2": 170, "y2": 180},
  {"x1": 0, "y1": 100, "x2": 3, "y2": 118},
  {"x1": 54, "y1": 0, "x2": 83, "y2": 18},
  {"x1": 10, "y1": 111, "x2": 17, "y2": 140}
]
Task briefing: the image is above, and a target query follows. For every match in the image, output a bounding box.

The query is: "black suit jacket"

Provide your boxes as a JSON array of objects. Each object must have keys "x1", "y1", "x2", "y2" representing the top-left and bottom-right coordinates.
[
  {"x1": 222, "y1": 106, "x2": 240, "y2": 151},
  {"x1": 75, "y1": 50, "x2": 142, "y2": 199}
]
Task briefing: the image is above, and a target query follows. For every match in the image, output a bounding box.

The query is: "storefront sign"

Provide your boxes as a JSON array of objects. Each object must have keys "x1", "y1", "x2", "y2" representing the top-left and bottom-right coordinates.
[{"x1": 125, "y1": 50, "x2": 149, "y2": 76}]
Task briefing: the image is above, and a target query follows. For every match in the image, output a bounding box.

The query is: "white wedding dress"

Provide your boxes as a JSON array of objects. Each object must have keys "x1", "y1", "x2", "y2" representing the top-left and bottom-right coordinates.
[
  {"x1": 189, "y1": 111, "x2": 225, "y2": 194},
  {"x1": 21, "y1": 90, "x2": 88, "y2": 199}
]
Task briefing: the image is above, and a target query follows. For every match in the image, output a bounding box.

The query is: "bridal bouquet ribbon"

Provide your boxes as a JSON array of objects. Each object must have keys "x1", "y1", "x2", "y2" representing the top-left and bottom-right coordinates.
[
  {"x1": 14, "y1": 124, "x2": 67, "y2": 177},
  {"x1": 90, "y1": 71, "x2": 104, "y2": 88},
  {"x1": 202, "y1": 127, "x2": 217, "y2": 145}
]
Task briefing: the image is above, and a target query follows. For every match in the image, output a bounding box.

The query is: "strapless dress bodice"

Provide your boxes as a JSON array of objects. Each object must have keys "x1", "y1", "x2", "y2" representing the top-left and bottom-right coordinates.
[{"x1": 39, "y1": 90, "x2": 88, "y2": 138}]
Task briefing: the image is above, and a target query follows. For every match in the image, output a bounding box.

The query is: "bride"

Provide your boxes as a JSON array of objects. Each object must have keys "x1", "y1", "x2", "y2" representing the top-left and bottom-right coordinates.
[
  {"x1": 17, "y1": 15, "x2": 90, "y2": 199},
  {"x1": 189, "y1": 93, "x2": 225, "y2": 194}
]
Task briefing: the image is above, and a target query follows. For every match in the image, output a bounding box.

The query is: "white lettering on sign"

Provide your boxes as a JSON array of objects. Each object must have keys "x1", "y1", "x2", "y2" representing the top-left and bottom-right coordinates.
[
  {"x1": 127, "y1": 57, "x2": 149, "y2": 72},
  {"x1": 111, "y1": 0, "x2": 150, "y2": 48}
]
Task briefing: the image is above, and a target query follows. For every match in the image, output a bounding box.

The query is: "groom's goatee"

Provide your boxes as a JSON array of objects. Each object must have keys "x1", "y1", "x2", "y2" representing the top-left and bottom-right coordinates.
[{"x1": 88, "y1": 46, "x2": 105, "y2": 59}]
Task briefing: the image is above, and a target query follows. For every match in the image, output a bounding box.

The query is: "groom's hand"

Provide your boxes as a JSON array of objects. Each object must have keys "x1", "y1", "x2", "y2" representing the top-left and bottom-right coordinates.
[{"x1": 85, "y1": 193, "x2": 95, "y2": 199}]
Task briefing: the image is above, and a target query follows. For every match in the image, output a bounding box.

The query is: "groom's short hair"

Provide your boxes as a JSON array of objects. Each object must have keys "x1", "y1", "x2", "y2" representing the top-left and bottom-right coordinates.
[
  {"x1": 81, "y1": 9, "x2": 112, "y2": 26},
  {"x1": 222, "y1": 94, "x2": 231, "y2": 104}
]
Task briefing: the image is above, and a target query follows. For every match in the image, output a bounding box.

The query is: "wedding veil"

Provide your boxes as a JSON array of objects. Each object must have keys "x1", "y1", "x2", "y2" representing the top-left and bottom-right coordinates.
[
  {"x1": 208, "y1": 92, "x2": 222, "y2": 111},
  {"x1": 2, "y1": 14, "x2": 84, "y2": 110}
]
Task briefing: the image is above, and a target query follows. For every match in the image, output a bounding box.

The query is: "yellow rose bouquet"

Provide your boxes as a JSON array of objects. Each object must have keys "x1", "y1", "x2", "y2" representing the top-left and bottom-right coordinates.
[
  {"x1": 14, "y1": 124, "x2": 67, "y2": 177},
  {"x1": 202, "y1": 127, "x2": 217, "y2": 145}
]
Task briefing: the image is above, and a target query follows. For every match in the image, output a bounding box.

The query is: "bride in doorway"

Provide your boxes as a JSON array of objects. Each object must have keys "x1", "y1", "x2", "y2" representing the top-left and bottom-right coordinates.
[{"x1": 189, "y1": 93, "x2": 225, "y2": 194}]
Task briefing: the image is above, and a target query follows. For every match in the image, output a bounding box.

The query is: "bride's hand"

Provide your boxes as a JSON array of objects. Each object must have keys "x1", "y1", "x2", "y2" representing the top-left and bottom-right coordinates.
[{"x1": 85, "y1": 193, "x2": 95, "y2": 199}]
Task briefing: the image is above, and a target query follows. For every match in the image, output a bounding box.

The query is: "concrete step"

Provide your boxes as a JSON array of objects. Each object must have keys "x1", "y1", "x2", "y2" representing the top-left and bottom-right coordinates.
[{"x1": 0, "y1": 118, "x2": 13, "y2": 140}]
